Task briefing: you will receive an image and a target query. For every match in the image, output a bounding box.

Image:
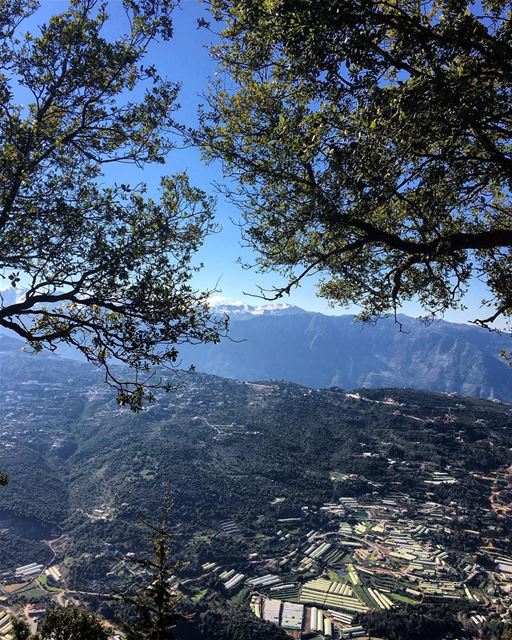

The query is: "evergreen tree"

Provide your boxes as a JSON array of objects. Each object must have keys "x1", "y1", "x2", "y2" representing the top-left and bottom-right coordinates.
[{"x1": 120, "y1": 496, "x2": 185, "y2": 640}]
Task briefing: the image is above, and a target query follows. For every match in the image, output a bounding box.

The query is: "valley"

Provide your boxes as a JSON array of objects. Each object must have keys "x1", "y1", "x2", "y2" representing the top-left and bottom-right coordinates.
[{"x1": 0, "y1": 337, "x2": 511, "y2": 639}]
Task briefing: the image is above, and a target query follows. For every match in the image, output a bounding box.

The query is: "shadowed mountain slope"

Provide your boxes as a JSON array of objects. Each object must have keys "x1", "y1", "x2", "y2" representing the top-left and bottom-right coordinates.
[{"x1": 179, "y1": 307, "x2": 512, "y2": 402}]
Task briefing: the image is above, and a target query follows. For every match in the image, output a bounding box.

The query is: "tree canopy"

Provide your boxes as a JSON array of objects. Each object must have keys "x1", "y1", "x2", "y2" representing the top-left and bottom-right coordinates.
[
  {"x1": 201, "y1": 0, "x2": 512, "y2": 327},
  {"x1": 9, "y1": 609, "x2": 112, "y2": 640},
  {"x1": 35, "y1": 608, "x2": 112, "y2": 640},
  {"x1": 0, "y1": 0, "x2": 225, "y2": 410},
  {"x1": 11, "y1": 616, "x2": 32, "y2": 640}
]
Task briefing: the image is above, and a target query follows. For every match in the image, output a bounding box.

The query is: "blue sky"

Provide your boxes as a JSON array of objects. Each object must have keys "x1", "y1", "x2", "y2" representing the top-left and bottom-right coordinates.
[{"x1": 19, "y1": 0, "x2": 493, "y2": 323}]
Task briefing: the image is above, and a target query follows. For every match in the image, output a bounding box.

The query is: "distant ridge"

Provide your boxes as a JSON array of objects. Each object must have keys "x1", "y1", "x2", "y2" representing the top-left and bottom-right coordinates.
[
  {"x1": 2, "y1": 292, "x2": 512, "y2": 403},
  {"x1": 0, "y1": 333, "x2": 27, "y2": 353},
  {"x1": 181, "y1": 302, "x2": 512, "y2": 403}
]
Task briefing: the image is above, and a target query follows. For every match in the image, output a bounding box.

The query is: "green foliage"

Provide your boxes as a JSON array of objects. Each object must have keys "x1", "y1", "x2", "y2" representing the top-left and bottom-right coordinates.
[
  {"x1": 120, "y1": 497, "x2": 185, "y2": 640},
  {"x1": 202, "y1": 0, "x2": 512, "y2": 327},
  {"x1": 0, "y1": 0, "x2": 225, "y2": 410},
  {"x1": 0, "y1": 446, "x2": 68, "y2": 525},
  {"x1": 10, "y1": 608, "x2": 113, "y2": 640},
  {"x1": 11, "y1": 616, "x2": 32, "y2": 640},
  {"x1": 0, "y1": 533, "x2": 52, "y2": 569},
  {"x1": 35, "y1": 608, "x2": 113, "y2": 640},
  {"x1": 177, "y1": 605, "x2": 289, "y2": 640},
  {"x1": 359, "y1": 604, "x2": 463, "y2": 640},
  {"x1": 480, "y1": 618, "x2": 512, "y2": 640}
]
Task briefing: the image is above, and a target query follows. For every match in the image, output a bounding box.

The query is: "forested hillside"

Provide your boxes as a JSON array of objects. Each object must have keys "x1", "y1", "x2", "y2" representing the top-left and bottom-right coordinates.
[{"x1": 1, "y1": 337, "x2": 511, "y2": 638}]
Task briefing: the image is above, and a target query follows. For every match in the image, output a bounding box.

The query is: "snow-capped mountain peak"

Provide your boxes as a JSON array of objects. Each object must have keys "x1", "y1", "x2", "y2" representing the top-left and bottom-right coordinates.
[
  {"x1": 208, "y1": 296, "x2": 308, "y2": 319},
  {"x1": 0, "y1": 286, "x2": 29, "y2": 307}
]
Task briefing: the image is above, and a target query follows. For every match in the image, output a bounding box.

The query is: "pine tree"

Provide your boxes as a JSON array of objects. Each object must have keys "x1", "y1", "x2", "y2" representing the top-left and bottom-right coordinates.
[{"x1": 120, "y1": 496, "x2": 186, "y2": 640}]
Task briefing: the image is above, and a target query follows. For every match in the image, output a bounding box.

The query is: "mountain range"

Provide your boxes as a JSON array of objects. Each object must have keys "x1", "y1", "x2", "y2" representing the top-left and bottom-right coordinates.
[
  {"x1": 2, "y1": 288, "x2": 512, "y2": 402},
  {"x1": 179, "y1": 301, "x2": 512, "y2": 402},
  {"x1": 1, "y1": 327, "x2": 512, "y2": 640}
]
